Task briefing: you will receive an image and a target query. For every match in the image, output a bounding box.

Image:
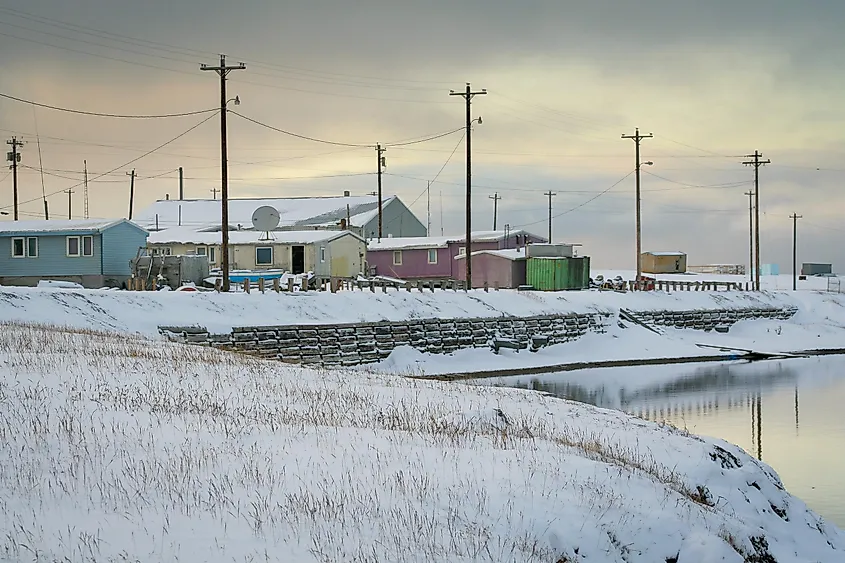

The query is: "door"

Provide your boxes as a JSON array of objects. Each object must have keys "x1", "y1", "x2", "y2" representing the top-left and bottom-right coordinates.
[{"x1": 291, "y1": 246, "x2": 305, "y2": 274}]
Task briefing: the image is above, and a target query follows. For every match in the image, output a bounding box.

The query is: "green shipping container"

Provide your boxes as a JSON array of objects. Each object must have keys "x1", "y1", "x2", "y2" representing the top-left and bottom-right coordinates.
[{"x1": 526, "y1": 256, "x2": 590, "y2": 291}]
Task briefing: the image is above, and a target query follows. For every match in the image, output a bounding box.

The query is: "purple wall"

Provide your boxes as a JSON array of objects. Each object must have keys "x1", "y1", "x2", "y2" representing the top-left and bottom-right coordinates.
[
  {"x1": 367, "y1": 246, "x2": 452, "y2": 279},
  {"x1": 368, "y1": 233, "x2": 545, "y2": 280},
  {"x1": 456, "y1": 254, "x2": 527, "y2": 289}
]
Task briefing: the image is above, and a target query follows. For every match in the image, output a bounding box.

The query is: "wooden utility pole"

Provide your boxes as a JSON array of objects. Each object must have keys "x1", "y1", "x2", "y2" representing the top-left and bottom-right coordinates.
[
  {"x1": 745, "y1": 190, "x2": 754, "y2": 286},
  {"x1": 127, "y1": 169, "x2": 135, "y2": 220},
  {"x1": 489, "y1": 192, "x2": 501, "y2": 230},
  {"x1": 6, "y1": 137, "x2": 23, "y2": 221},
  {"x1": 426, "y1": 181, "x2": 431, "y2": 235},
  {"x1": 622, "y1": 128, "x2": 653, "y2": 285},
  {"x1": 450, "y1": 83, "x2": 486, "y2": 290},
  {"x1": 179, "y1": 166, "x2": 184, "y2": 200},
  {"x1": 790, "y1": 213, "x2": 802, "y2": 291},
  {"x1": 743, "y1": 151, "x2": 770, "y2": 291},
  {"x1": 544, "y1": 191, "x2": 556, "y2": 242},
  {"x1": 210, "y1": 187, "x2": 218, "y2": 199},
  {"x1": 201, "y1": 54, "x2": 246, "y2": 293},
  {"x1": 65, "y1": 189, "x2": 74, "y2": 220},
  {"x1": 376, "y1": 144, "x2": 386, "y2": 239},
  {"x1": 83, "y1": 160, "x2": 89, "y2": 219}
]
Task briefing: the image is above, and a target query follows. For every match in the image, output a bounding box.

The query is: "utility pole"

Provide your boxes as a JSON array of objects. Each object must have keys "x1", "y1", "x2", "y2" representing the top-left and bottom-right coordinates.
[
  {"x1": 489, "y1": 192, "x2": 501, "y2": 230},
  {"x1": 179, "y1": 166, "x2": 184, "y2": 200},
  {"x1": 790, "y1": 213, "x2": 802, "y2": 291},
  {"x1": 376, "y1": 144, "x2": 386, "y2": 239},
  {"x1": 210, "y1": 187, "x2": 218, "y2": 200},
  {"x1": 622, "y1": 128, "x2": 653, "y2": 286},
  {"x1": 65, "y1": 189, "x2": 74, "y2": 220},
  {"x1": 426, "y1": 181, "x2": 431, "y2": 235},
  {"x1": 743, "y1": 151, "x2": 770, "y2": 291},
  {"x1": 450, "y1": 82, "x2": 486, "y2": 289},
  {"x1": 127, "y1": 169, "x2": 135, "y2": 220},
  {"x1": 544, "y1": 191, "x2": 556, "y2": 242},
  {"x1": 6, "y1": 137, "x2": 23, "y2": 221},
  {"x1": 745, "y1": 190, "x2": 754, "y2": 286},
  {"x1": 201, "y1": 54, "x2": 246, "y2": 293},
  {"x1": 83, "y1": 160, "x2": 89, "y2": 219}
]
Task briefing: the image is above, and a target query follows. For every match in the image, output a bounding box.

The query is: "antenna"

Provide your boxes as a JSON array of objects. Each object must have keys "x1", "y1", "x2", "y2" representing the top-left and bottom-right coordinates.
[
  {"x1": 83, "y1": 160, "x2": 89, "y2": 219},
  {"x1": 31, "y1": 107, "x2": 49, "y2": 219},
  {"x1": 251, "y1": 205, "x2": 280, "y2": 240}
]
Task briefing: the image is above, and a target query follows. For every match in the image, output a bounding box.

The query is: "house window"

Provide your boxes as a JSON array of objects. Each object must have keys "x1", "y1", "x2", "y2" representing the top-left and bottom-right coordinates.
[
  {"x1": 67, "y1": 236, "x2": 80, "y2": 257},
  {"x1": 320, "y1": 246, "x2": 326, "y2": 263},
  {"x1": 82, "y1": 236, "x2": 93, "y2": 257},
  {"x1": 392, "y1": 250, "x2": 402, "y2": 266},
  {"x1": 11, "y1": 238, "x2": 25, "y2": 258},
  {"x1": 427, "y1": 248, "x2": 438, "y2": 264},
  {"x1": 209, "y1": 247, "x2": 216, "y2": 262},
  {"x1": 27, "y1": 237, "x2": 38, "y2": 258},
  {"x1": 162, "y1": 247, "x2": 172, "y2": 256},
  {"x1": 255, "y1": 246, "x2": 273, "y2": 266},
  {"x1": 458, "y1": 246, "x2": 466, "y2": 255},
  {"x1": 196, "y1": 246, "x2": 207, "y2": 256}
]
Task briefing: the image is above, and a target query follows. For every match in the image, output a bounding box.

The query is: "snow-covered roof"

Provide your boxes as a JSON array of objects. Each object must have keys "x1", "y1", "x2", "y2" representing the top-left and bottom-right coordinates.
[
  {"x1": 134, "y1": 195, "x2": 397, "y2": 231},
  {"x1": 454, "y1": 248, "x2": 528, "y2": 261},
  {"x1": 366, "y1": 236, "x2": 452, "y2": 251},
  {"x1": 645, "y1": 251, "x2": 686, "y2": 257},
  {"x1": 367, "y1": 230, "x2": 547, "y2": 251},
  {"x1": 148, "y1": 227, "x2": 362, "y2": 246},
  {"x1": 0, "y1": 218, "x2": 142, "y2": 235}
]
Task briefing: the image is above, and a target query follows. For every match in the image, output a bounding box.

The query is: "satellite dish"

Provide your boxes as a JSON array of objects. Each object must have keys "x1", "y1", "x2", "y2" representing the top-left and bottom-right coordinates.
[{"x1": 252, "y1": 206, "x2": 280, "y2": 240}]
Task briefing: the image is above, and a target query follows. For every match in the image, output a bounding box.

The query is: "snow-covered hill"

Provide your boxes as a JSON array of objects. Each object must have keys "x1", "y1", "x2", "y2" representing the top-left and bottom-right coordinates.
[{"x1": 0, "y1": 323, "x2": 841, "y2": 562}]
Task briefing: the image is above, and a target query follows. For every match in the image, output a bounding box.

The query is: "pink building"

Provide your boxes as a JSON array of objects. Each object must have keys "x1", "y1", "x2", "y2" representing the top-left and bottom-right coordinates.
[
  {"x1": 455, "y1": 249, "x2": 528, "y2": 289},
  {"x1": 366, "y1": 230, "x2": 545, "y2": 280}
]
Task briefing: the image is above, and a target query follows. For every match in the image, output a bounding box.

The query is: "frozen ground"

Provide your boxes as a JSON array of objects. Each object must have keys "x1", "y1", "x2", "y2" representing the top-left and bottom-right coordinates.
[
  {"x1": 0, "y1": 282, "x2": 842, "y2": 337},
  {"x1": 0, "y1": 323, "x2": 842, "y2": 562}
]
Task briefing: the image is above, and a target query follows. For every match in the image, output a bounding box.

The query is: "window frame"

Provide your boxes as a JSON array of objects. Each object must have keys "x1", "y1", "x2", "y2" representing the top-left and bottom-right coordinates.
[
  {"x1": 26, "y1": 237, "x2": 38, "y2": 258},
  {"x1": 255, "y1": 246, "x2": 273, "y2": 266},
  {"x1": 427, "y1": 248, "x2": 438, "y2": 264},
  {"x1": 196, "y1": 246, "x2": 207, "y2": 256},
  {"x1": 11, "y1": 237, "x2": 25, "y2": 258},
  {"x1": 82, "y1": 235, "x2": 93, "y2": 257},
  {"x1": 458, "y1": 246, "x2": 466, "y2": 255},
  {"x1": 209, "y1": 247, "x2": 216, "y2": 263},
  {"x1": 319, "y1": 246, "x2": 326, "y2": 263},
  {"x1": 66, "y1": 236, "x2": 81, "y2": 257},
  {"x1": 392, "y1": 250, "x2": 402, "y2": 266}
]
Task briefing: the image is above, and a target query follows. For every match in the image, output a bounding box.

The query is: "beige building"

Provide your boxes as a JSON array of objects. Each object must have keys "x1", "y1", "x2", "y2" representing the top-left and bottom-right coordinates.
[
  {"x1": 147, "y1": 228, "x2": 366, "y2": 277},
  {"x1": 641, "y1": 251, "x2": 687, "y2": 274}
]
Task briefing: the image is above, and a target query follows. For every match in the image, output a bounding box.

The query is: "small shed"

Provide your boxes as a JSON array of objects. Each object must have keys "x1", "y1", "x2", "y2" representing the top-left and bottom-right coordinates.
[
  {"x1": 0, "y1": 218, "x2": 148, "y2": 288},
  {"x1": 526, "y1": 256, "x2": 591, "y2": 290},
  {"x1": 801, "y1": 263, "x2": 832, "y2": 276},
  {"x1": 641, "y1": 251, "x2": 687, "y2": 274},
  {"x1": 454, "y1": 249, "x2": 527, "y2": 289}
]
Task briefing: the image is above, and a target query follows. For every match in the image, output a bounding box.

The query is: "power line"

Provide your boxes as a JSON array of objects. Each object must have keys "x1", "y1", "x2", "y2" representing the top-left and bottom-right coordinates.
[
  {"x1": 1, "y1": 111, "x2": 218, "y2": 211},
  {"x1": 230, "y1": 111, "x2": 373, "y2": 148},
  {"x1": 510, "y1": 170, "x2": 635, "y2": 229},
  {"x1": 0, "y1": 92, "x2": 217, "y2": 119}
]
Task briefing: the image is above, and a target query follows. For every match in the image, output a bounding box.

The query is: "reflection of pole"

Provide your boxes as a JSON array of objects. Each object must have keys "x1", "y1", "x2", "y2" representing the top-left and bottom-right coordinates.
[
  {"x1": 756, "y1": 393, "x2": 762, "y2": 461},
  {"x1": 795, "y1": 386, "x2": 799, "y2": 432}
]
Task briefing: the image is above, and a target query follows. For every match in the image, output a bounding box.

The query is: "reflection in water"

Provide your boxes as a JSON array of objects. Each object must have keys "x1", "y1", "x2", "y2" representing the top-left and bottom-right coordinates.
[{"x1": 480, "y1": 358, "x2": 845, "y2": 528}]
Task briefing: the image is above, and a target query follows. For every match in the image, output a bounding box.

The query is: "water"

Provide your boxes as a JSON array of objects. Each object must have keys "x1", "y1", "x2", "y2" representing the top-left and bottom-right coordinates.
[{"x1": 478, "y1": 357, "x2": 845, "y2": 528}]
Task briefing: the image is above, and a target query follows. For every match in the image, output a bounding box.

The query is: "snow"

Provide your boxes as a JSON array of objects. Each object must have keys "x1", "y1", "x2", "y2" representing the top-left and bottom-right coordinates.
[
  {"x1": 0, "y1": 283, "x2": 842, "y2": 339},
  {"x1": 148, "y1": 227, "x2": 360, "y2": 246},
  {"x1": 455, "y1": 248, "x2": 528, "y2": 260},
  {"x1": 644, "y1": 251, "x2": 686, "y2": 256},
  {"x1": 0, "y1": 218, "x2": 136, "y2": 234},
  {"x1": 366, "y1": 229, "x2": 544, "y2": 250},
  {"x1": 0, "y1": 322, "x2": 841, "y2": 562},
  {"x1": 36, "y1": 280, "x2": 84, "y2": 289},
  {"x1": 135, "y1": 195, "x2": 391, "y2": 231}
]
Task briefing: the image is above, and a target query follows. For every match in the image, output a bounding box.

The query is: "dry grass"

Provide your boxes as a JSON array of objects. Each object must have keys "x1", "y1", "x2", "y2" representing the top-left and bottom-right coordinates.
[{"x1": 0, "y1": 322, "x2": 813, "y2": 562}]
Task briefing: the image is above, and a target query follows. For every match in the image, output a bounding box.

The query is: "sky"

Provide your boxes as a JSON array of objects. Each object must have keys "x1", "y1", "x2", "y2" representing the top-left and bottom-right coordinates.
[{"x1": 0, "y1": 1, "x2": 843, "y2": 271}]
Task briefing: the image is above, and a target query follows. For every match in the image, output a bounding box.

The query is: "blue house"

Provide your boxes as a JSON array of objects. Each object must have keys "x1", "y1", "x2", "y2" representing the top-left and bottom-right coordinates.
[{"x1": 0, "y1": 219, "x2": 148, "y2": 288}]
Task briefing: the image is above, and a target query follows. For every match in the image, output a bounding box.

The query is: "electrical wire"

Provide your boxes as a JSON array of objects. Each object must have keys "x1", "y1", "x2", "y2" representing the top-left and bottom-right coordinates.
[
  {"x1": 2, "y1": 111, "x2": 218, "y2": 211},
  {"x1": 384, "y1": 126, "x2": 465, "y2": 147},
  {"x1": 230, "y1": 111, "x2": 373, "y2": 148},
  {"x1": 510, "y1": 170, "x2": 635, "y2": 228},
  {"x1": 0, "y1": 93, "x2": 217, "y2": 119}
]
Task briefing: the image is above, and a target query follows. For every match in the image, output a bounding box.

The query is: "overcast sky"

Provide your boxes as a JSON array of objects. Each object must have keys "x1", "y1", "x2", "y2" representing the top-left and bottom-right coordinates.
[{"x1": 1, "y1": 1, "x2": 843, "y2": 271}]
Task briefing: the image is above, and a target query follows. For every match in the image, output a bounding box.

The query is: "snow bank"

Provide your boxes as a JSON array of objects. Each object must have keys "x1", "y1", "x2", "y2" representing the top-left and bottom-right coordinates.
[
  {"x1": 0, "y1": 323, "x2": 841, "y2": 562},
  {"x1": 0, "y1": 284, "x2": 840, "y2": 337}
]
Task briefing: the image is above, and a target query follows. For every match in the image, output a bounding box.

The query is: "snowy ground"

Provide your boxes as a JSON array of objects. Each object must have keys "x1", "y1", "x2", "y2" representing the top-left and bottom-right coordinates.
[
  {"x1": 0, "y1": 323, "x2": 842, "y2": 562},
  {"x1": 0, "y1": 283, "x2": 842, "y2": 337}
]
